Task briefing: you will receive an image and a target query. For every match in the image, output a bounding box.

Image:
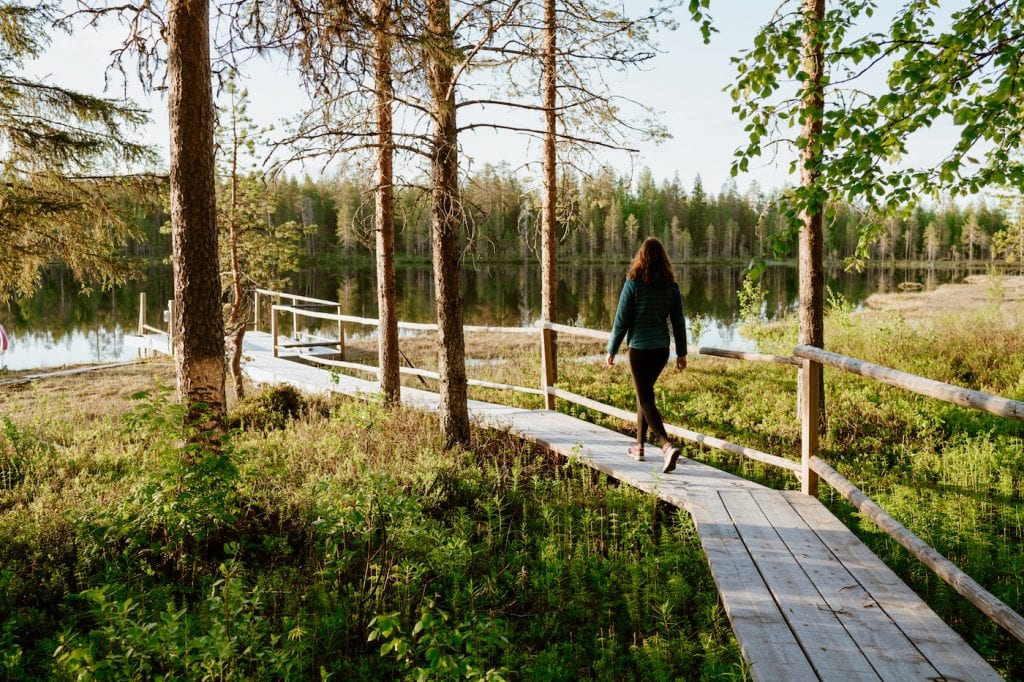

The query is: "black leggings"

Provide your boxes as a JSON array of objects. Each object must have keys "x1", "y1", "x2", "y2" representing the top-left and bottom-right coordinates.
[{"x1": 628, "y1": 347, "x2": 671, "y2": 448}]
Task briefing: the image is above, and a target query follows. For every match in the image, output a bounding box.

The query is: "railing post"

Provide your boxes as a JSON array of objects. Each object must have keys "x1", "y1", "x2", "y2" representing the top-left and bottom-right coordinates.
[
  {"x1": 540, "y1": 325, "x2": 557, "y2": 410},
  {"x1": 271, "y1": 306, "x2": 279, "y2": 358},
  {"x1": 291, "y1": 296, "x2": 298, "y2": 338},
  {"x1": 137, "y1": 292, "x2": 146, "y2": 335},
  {"x1": 337, "y1": 305, "x2": 345, "y2": 360},
  {"x1": 253, "y1": 290, "x2": 260, "y2": 332},
  {"x1": 801, "y1": 357, "x2": 821, "y2": 496},
  {"x1": 167, "y1": 299, "x2": 175, "y2": 357}
]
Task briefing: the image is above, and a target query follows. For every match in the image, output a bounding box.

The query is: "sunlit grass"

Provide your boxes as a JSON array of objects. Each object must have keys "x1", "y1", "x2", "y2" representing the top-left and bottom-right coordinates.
[{"x1": 0, "y1": 367, "x2": 743, "y2": 679}]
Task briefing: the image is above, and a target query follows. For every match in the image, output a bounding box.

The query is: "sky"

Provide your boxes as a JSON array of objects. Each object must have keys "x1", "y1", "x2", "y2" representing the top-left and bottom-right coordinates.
[{"x1": 28, "y1": 1, "x2": 970, "y2": 199}]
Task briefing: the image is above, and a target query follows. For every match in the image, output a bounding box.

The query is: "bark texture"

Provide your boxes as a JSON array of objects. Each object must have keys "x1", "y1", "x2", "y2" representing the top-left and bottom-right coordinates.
[
  {"x1": 798, "y1": 0, "x2": 825, "y2": 350},
  {"x1": 426, "y1": 0, "x2": 470, "y2": 446},
  {"x1": 539, "y1": 0, "x2": 558, "y2": 407},
  {"x1": 799, "y1": 0, "x2": 826, "y2": 431},
  {"x1": 167, "y1": 0, "x2": 226, "y2": 423},
  {"x1": 375, "y1": 0, "x2": 400, "y2": 405}
]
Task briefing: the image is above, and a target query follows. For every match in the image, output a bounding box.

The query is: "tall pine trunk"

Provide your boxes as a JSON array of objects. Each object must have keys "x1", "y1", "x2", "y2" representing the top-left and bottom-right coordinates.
[
  {"x1": 227, "y1": 187, "x2": 245, "y2": 402},
  {"x1": 167, "y1": 0, "x2": 226, "y2": 428},
  {"x1": 799, "y1": 0, "x2": 826, "y2": 429},
  {"x1": 375, "y1": 0, "x2": 400, "y2": 405},
  {"x1": 539, "y1": 0, "x2": 558, "y2": 408},
  {"x1": 426, "y1": 0, "x2": 470, "y2": 446},
  {"x1": 227, "y1": 94, "x2": 245, "y2": 402}
]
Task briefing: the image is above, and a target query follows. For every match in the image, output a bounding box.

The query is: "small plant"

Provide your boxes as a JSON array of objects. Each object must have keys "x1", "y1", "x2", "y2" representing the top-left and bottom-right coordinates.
[
  {"x1": 1, "y1": 617, "x2": 22, "y2": 677},
  {"x1": 229, "y1": 384, "x2": 307, "y2": 430},
  {"x1": 737, "y1": 274, "x2": 766, "y2": 322},
  {"x1": 688, "y1": 313, "x2": 706, "y2": 346},
  {"x1": 99, "y1": 389, "x2": 241, "y2": 579},
  {"x1": 825, "y1": 285, "x2": 852, "y2": 316},
  {"x1": 369, "y1": 598, "x2": 509, "y2": 681},
  {"x1": 986, "y1": 265, "x2": 1006, "y2": 306}
]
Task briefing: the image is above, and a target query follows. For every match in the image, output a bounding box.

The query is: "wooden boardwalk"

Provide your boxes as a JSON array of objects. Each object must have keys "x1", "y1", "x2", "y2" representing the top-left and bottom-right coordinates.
[{"x1": 129, "y1": 330, "x2": 1003, "y2": 681}]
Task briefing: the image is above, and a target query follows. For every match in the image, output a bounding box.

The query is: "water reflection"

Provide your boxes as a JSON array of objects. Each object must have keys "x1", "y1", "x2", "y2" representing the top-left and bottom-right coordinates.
[
  {"x1": 1, "y1": 269, "x2": 174, "y2": 371},
  {"x1": 1, "y1": 262, "x2": 993, "y2": 370}
]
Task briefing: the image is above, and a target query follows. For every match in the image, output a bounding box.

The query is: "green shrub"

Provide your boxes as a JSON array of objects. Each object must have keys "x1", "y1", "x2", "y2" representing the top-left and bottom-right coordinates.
[{"x1": 229, "y1": 384, "x2": 310, "y2": 431}]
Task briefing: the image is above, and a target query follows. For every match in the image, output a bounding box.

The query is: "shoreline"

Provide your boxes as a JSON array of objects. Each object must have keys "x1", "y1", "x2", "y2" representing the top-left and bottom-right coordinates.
[{"x1": 862, "y1": 274, "x2": 1024, "y2": 317}]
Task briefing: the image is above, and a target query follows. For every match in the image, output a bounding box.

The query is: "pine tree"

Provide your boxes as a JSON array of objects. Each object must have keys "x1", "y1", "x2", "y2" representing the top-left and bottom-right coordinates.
[
  {"x1": 961, "y1": 211, "x2": 985, "y2": 264},
  {"x1": 0, "y1": 2, "x2": 157, "y2": 302},
  {"x1": 216, "y1": 81, "x2": 309, "y2": 400}
]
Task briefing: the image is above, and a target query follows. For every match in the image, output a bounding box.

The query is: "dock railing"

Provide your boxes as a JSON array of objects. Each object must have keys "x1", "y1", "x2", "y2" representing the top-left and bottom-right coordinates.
[
  {"x1": 259, "y1": 287, "x2": 1024, "y2": 645},
  {"x1": 254, "y1": 288, "x2": 347, "y2": 358},
  {"x1": 135, "y1": 292, "x2": 174, "y2": 355}
]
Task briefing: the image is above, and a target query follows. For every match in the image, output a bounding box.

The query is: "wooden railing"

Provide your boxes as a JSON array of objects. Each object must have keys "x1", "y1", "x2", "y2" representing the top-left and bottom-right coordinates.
[
  {"x1": 254, "y1": 288, "x2": 347, "y2": 357},
  {"x1": 264, "y1": 292, "x2": 804, "y2": 480},
  {"x1": 135, "y1": 293, "x2": 173, "y2": 354},
  {"x1": 261, "y1": 287, "x2": 1024, "y2": 645},
  {"x1": 793, "y1": 344, "x2": 1024, "y2": 644}
]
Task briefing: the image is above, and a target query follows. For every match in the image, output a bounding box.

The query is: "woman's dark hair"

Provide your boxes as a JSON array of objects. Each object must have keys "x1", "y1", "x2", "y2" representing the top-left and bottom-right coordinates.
[{"x1": 627, "y1": 237, "x2": 675, "y2": 285}]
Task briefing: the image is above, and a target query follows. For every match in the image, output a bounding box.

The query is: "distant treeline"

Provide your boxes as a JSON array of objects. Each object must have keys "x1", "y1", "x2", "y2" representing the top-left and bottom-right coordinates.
[{"x1": 126, "y1": 165, "x2": 1021, "y2": 267}]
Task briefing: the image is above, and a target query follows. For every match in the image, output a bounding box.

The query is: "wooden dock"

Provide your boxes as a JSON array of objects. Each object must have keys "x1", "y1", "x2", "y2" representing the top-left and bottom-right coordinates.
[{"x1": 129, "y1": 330, "x2": 1003, "y2": 681}]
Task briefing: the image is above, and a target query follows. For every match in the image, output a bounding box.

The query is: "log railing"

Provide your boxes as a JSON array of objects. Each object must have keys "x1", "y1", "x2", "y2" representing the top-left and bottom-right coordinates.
[
  {"x1": 793, "y1": 344, "x2": 1024, "y2": 645},
  {"x1": 266, "y1": 292, "x2": 803, "y2": 480}
]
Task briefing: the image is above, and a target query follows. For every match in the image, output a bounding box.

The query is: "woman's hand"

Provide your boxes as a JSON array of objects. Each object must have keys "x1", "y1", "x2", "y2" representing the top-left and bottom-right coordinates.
[
  {"x1": 607, "y1": 354, "x2": 615, "y2": 367},
  {"x1": 676, "y1": 356, "x2": 687, "y2": 370}
]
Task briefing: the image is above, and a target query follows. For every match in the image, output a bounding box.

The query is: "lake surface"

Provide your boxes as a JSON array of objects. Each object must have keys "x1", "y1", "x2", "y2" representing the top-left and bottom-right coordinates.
[{"x1": 0, "y1": 261, "x2": 992, "y2": 370}]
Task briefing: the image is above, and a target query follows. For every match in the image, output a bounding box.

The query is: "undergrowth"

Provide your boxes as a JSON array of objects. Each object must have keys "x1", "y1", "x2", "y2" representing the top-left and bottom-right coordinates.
[{"x1": 0, "y1": 384, "x2": 744, "y2": 680}]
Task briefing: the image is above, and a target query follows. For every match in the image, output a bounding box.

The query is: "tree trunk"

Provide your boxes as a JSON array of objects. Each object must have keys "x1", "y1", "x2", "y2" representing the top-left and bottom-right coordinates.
[
  {"x1": 426, "y1": 0, "x2": 470, "y2": 447},
  {"x1": 227, "y1": 93, "x2": 245, "y2": 402},
  {"x1": 799, "y1": 0, "x2": 826, "y2": 431},
  {"x1": 227, "y1": 219, "x2": 245, "y2": 402},
  {"x1": 375, "y1": 0, "x2": 400, "y2": 406},
  {"x1": 167, "y1": 0, "x2": 226, "y2": 428},
  {"x1": 540, "y1": 0, "x2": 558, "y2": 409}
]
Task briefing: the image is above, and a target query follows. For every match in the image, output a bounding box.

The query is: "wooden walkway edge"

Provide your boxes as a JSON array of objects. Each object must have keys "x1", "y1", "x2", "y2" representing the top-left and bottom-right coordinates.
[{"x1": 127, "y1": 331, "x2": 1004, "y2": 681}]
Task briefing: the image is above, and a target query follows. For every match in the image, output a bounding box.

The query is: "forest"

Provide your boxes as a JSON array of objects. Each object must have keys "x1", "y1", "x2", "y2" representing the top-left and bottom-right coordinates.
[{"x1": 130, "y1": 167, "x2": 1024, "y2": 271}]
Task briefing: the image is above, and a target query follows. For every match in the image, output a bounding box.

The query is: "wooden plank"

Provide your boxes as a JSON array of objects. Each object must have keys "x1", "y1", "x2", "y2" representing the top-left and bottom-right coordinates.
[
  {"x1": 278, "y1": 340, "x2": 342, "y2": 349},
  {"x1": 253, "y1": 287, "x2": 339, "y2": 307},
  {"x1": 543, "y1": 321, "x2": 611, "y2": 341},
  {"x1": 720, "y1": 490, "x2": 880, "y2": 680},
  {"x1": 541, "y1": 327, "x2": 557, "y2": 409},
  {"x1": 794, "y1": 345, "x2": 1024, "y2": 421},
  {"x1": 787, "y1": 492, "x2": 1003, "y2": 682},
  {"x1": 548, "y1": 387, "x2": 801, "y2": 474},
  {"x1": 749, "y1": 490, "x2": 940, "y2": 680},
  {"x1": 688, "y1": 491, "x2": 818, "y2": 682},
  {"x1": 801, "y1": 359, "x2": 821, "y2": 496}
]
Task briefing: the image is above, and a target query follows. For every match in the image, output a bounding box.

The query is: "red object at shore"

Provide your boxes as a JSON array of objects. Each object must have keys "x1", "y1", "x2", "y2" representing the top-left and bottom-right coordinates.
[{"x1": 0, "y1": 323, "x2": 8, "y2": 353}]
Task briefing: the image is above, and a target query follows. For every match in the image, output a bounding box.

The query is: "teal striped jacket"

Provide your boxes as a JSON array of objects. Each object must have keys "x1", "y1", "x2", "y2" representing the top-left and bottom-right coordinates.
[{"x1": 606, "y1": 276, "x2": 687, "y2": 356}]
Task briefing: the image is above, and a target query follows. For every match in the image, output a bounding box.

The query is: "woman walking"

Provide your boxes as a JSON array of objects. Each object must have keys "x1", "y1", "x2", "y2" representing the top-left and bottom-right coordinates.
[{"x1": 606, "y1": 237, "x2": 687, "y2": 473}]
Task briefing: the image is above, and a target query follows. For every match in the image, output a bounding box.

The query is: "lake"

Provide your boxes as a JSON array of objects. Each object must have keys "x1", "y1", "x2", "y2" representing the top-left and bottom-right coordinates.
[{"x1": 0, "y1": 261, "x2": 992, "y2": 371}]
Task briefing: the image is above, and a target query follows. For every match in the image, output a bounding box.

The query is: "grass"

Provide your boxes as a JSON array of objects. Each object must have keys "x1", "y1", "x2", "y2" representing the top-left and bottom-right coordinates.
[{"x1": 0, "y1": 361, "x2": 744, "y2": 680}]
